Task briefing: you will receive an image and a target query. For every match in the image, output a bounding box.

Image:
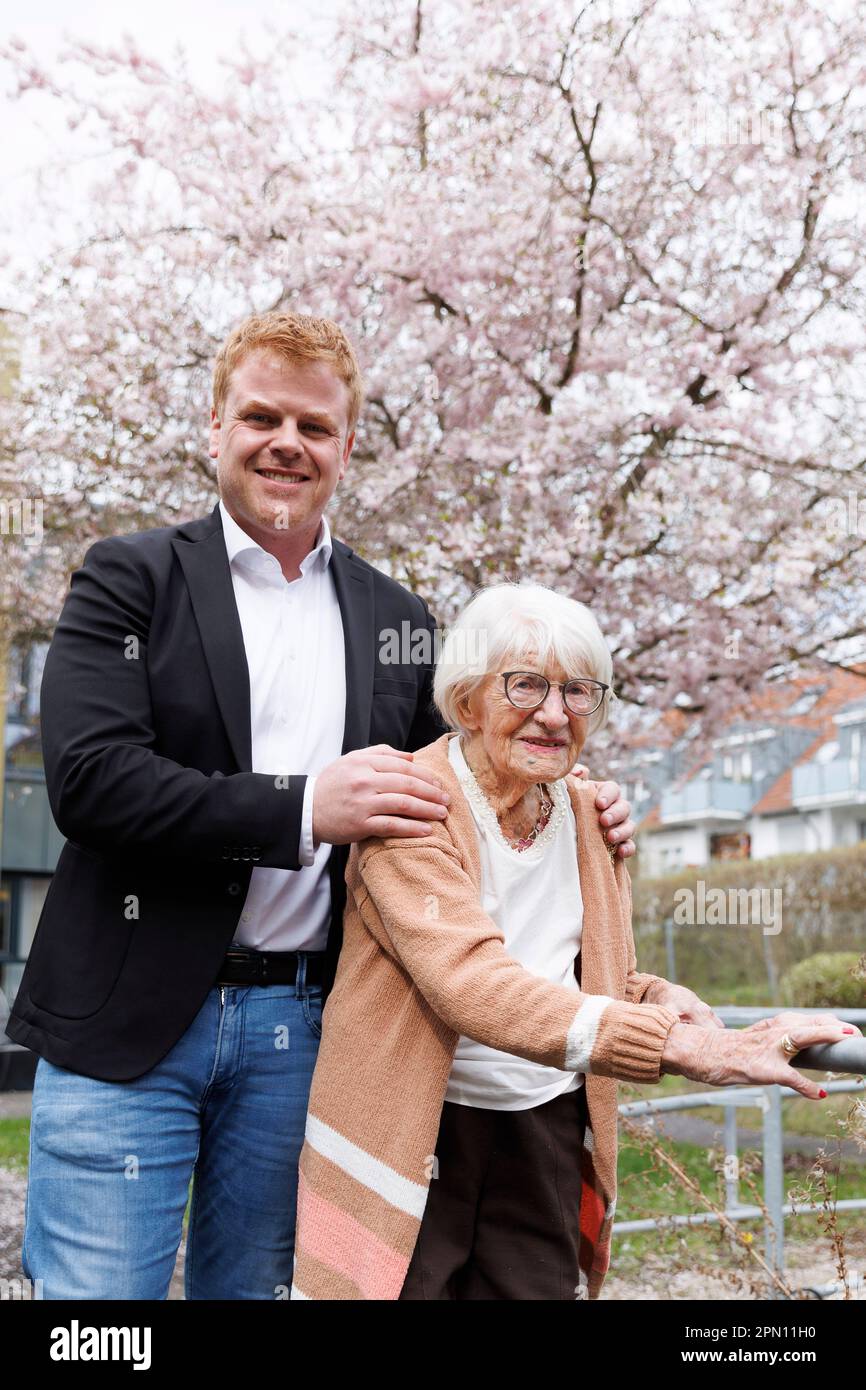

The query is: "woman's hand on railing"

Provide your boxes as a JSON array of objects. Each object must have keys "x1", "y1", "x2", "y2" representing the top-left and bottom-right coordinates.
[{"x1": 660, "y1": 1014, "x2": 862, "y2": 1100}]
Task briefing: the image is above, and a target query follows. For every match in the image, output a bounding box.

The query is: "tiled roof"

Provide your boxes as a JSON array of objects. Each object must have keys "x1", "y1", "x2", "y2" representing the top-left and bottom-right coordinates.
[
  {"x1": 751, "y1": 667, "x2": 866, "y2": 815},
  {"x1": 639, "y1": 663, "x2": 866, "y2": 828}
]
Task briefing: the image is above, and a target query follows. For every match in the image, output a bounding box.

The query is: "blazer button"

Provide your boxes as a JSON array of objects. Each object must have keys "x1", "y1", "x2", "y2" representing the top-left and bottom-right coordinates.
[{"x1": 227, "y1": 882, "x2": 241, "y2": 896}]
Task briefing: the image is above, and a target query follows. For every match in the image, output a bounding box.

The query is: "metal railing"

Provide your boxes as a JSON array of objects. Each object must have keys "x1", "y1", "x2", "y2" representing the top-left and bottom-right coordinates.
[
  {"x1": 613, "y1": 1007, "x2": 866, "y2": 1299},
  {"x1": 792, "y1": 755, "x2": 866, "y2": 804},
  {"x1": 660, "y1": 778, "x2": 753, "y2": 823}
]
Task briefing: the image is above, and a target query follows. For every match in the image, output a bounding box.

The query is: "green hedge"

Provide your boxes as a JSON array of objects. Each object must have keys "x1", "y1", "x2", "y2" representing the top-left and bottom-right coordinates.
[
  {"x1": 780, "y1": 951, "x2": 866, "y2": 1007},
  {"x1": 630, "y1": 842, "x2": 866, "y2": 1005}
]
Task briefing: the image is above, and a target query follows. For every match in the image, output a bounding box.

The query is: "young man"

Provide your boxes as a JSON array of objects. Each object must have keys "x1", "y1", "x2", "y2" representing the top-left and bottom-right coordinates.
[{"x1": 9, "y1": 311, "x2": 636, "y2": 1299}]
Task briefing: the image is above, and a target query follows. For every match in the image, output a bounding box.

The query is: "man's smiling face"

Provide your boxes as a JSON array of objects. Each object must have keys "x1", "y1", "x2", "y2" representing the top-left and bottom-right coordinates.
[{"x1": 210, "y1": 350, "x2": 354, "y2": 543}]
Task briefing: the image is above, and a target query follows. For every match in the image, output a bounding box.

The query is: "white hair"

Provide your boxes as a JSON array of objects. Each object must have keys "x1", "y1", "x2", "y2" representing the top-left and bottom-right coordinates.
[{"x1": 433, "y1": 582, "x2": 615, "y2": 738}]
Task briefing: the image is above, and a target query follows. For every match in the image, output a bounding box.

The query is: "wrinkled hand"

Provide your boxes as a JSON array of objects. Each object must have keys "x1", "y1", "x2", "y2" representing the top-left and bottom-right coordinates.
[
  {"x1": 662, "y1": 1015, "x2": 861, "y2": 1101},
  {"x1": 644, "y1": 981, "x2": 725, "y2": 1028},
  {"x1": 572, "y1": 766, "x2": 635, "y2": 859}
]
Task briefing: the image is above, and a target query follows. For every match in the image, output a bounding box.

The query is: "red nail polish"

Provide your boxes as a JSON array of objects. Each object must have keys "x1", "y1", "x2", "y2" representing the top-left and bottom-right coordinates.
[
  {"x1": 818, "y1": 1089, "x2": 828, "y2": 1098},
  {"x1": 843, "y1": 1027, "x2": 855, "y2": 1034}
]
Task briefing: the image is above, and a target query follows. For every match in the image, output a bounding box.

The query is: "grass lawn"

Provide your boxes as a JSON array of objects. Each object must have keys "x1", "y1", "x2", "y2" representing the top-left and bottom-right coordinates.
[
  {"x1": 0, "y1": 1117, "x2": 29, "y2": 1173},
  {"x1": 613, "y1": 1072, "x2": 865, "y2": 1275},
  {"x1": 614, "y1": 1132, "x2": 864, "y2": 1273}
]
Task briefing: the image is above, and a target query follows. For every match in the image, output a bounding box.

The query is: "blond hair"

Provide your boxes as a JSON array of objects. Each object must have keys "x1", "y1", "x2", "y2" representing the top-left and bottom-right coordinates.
[{"x1": 212, "y1": 311, "x2": 365, "y2": 435}]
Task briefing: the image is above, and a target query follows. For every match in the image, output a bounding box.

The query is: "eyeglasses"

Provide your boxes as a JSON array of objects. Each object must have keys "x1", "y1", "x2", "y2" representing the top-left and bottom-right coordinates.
[{"x1": 501, "y1": 670, "x2": 610, "y2": 716}]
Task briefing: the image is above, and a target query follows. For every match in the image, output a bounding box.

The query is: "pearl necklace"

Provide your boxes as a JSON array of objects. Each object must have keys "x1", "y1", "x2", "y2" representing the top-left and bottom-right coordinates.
[{"x1": 458, "y1": 752, "x2": 569, "y2": 857}]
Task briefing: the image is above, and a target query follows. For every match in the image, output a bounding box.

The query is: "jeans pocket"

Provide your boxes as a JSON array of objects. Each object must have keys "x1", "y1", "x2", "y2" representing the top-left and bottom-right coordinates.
[{"x1": 301, "y1": 987, "x2": 323, "y2": 1040}]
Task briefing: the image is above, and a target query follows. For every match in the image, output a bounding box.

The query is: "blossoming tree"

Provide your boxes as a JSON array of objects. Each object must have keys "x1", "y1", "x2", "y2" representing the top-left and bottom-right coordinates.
[{"x1": 1, "y1": 0, "x2": 865, "y2": 744}]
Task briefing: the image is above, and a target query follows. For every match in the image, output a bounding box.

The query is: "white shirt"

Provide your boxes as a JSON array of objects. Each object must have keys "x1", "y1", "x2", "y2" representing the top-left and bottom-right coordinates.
[
  {"x1": 219, "y1": 499, "x2": 346, "y2": 951},
  {"x1": 444, "y1": 733, "x2": 585, "y2": 1110}
]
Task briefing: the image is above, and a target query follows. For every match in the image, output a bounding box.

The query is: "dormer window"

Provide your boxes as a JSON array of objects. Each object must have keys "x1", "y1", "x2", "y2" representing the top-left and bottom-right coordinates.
[
  {"x1": 722, "y1": 751, "x2": 752, "y2": 782},
  {"x1": 787, "y1": 686, "x2": 827, "y2": 715}
]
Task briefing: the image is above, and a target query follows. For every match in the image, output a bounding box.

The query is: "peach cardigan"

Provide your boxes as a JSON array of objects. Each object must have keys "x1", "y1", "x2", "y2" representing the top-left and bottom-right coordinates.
[{"x1": 291, "y1": 732, "x2": 678, "y2": 1299}]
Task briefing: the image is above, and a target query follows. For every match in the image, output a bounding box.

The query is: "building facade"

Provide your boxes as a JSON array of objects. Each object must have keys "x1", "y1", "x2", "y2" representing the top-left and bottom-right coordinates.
[{"x1": 621, "y1": 667, "x2": 866, "y2": 877}]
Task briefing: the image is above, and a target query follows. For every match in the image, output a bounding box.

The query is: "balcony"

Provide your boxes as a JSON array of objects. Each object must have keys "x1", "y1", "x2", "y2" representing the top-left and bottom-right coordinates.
[
  {"x1": 792, "y1": 757, "x2": 866, "y2": 806},
  {"x1": 660, "y1": 778, "x2": 753, "y2": 824}
]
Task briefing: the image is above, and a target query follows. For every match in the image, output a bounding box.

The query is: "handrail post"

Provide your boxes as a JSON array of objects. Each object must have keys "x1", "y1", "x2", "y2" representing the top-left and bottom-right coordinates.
[
  {"x1": 762, "y1": 1085, "x2": 785, "y2": 1295},
  {"x1": 723, "y1": 1103, "x2": 739, "y2": 1210}
]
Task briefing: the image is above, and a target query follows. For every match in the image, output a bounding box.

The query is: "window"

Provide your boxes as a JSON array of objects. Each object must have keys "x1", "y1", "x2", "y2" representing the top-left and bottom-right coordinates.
[
  {"x1": 710, "y1": 831, "x2": 751, "y2": 861},
  {"x1": 722, "y1": 751, "x2": 752, "y2": 782},
  {"x1": 7, "y1": 642, "x2": 48, "y2": 722},
  {"x1": 0, "y1": 873, "x2": 51, "y2": 1018},
  {"x1": 787, "y1": 686, "x2": 827, "y2": 716}
]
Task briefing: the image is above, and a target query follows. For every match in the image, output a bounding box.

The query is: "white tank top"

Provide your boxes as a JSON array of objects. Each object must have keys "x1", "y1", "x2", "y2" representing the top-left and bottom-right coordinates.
[{"x1": 444, "y1": 733, "x2": 584, "y2": 1110}]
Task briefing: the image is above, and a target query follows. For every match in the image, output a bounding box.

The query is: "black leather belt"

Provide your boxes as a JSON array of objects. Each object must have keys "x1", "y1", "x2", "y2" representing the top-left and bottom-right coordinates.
[{"x1": 216, "y1": 946, "x2": 325, "y2": 987}]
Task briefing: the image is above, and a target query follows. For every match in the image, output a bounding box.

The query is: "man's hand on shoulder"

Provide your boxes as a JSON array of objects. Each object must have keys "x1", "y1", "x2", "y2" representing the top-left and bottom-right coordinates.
[{"x1": 312, "y1": 745, "x2": 451, "y2": 847}]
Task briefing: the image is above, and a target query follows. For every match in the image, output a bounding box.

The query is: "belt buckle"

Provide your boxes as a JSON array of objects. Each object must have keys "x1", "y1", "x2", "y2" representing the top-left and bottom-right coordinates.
[
  {"x1": 226, "y1": 948, "x2": 257, "y2": 968},
  {"x1": 223, "y1": 947, "x2": 258, "y2": 982}
]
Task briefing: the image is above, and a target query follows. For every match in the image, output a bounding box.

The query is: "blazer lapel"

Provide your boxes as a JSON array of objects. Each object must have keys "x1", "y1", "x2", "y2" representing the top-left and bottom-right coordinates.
[
  {"x1": 329, "y1": 539, "x2": 375, "y2": 753},
  {"x1": 172, "y1": 504, "x2": 253, "y2": 772}
]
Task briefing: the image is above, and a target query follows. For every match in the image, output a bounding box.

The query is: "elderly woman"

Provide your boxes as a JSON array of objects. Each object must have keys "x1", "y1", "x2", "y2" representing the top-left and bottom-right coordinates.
[{"x1": 290, "y1": 583, "x2": 857, "y2": 1301}]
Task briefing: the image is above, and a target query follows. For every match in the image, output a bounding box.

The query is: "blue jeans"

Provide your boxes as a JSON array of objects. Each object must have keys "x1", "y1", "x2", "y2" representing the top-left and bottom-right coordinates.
[{"x1": 21, "y1": 960, "x2": 323, "y2": 1300}]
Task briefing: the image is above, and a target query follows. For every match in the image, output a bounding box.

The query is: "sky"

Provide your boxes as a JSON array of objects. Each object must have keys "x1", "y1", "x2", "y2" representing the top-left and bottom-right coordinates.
[{"x1": 1, "y1": 0, "x2": 339, "y2": 286}]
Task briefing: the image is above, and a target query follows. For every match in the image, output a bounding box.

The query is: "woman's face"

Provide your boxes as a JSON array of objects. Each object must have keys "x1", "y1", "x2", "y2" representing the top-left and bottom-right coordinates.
[{"x1": 458, "y1": 653, "x2": 591, "y2": 785}]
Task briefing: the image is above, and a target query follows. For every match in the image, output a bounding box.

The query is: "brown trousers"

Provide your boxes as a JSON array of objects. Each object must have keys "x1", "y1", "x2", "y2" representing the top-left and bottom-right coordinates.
[{"x1": 399, "y1": 1082, "x2": 588, "y2": 1300}]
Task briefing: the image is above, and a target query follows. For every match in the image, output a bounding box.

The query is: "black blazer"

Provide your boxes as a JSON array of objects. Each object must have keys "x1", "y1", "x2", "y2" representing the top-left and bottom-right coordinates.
[{"x1": 6, "y1": 502, "x2": 446, "y2": 1080}]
